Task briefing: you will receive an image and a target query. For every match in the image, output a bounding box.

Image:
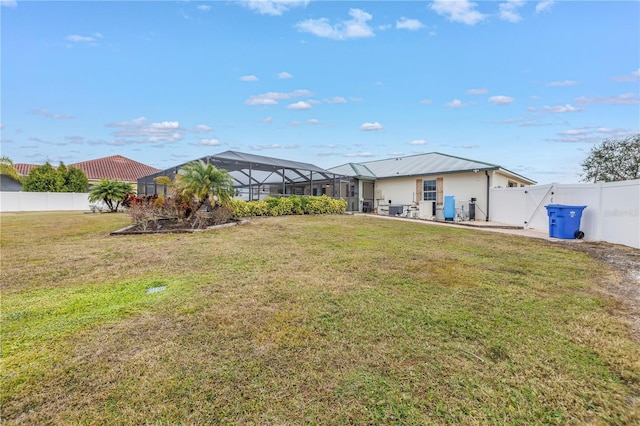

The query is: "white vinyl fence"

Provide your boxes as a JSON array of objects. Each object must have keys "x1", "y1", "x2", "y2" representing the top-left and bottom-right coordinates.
[
  {"x1": 491, "y1": 180, "x2": 640, "y2": 249},
  {"x1": 0, "y1": 192, "x2": 92, "y2": 212}
]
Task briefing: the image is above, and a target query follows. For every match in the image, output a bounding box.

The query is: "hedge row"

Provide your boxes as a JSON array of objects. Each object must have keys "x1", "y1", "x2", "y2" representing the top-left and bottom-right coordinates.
[{"x1": 229, "y1": 195, "x2": 347, "y2": 217}]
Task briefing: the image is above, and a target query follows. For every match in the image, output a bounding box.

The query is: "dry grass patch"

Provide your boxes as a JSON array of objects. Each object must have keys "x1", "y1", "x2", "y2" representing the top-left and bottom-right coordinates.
[{"x1": 1, "y1": 212, "x2": 638, "y2": 424}]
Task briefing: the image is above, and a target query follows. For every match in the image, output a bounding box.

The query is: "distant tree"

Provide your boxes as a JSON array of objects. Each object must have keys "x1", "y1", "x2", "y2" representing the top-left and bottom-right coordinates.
[
  {"x1": 22, "y1": 161, "x2": 89, "y2": 192},
  {"x1": 23, "y1": 162, "x2": 64, "y2": 192},
  {"x1": 581, "y1": 134, "x2": 640, "y2": 183},
  {"x1": 174, "y1": 160, "x2": 234, "y2": 218},
  {"x1": 0, "y1": 156, "x2": 22, "y2": 183},
  {"x1": 63, "y1": 167, "x2": 89, "y2": 192},
  {"x1": 88, "y1": 179, "x2": 134, "y2": 212}
]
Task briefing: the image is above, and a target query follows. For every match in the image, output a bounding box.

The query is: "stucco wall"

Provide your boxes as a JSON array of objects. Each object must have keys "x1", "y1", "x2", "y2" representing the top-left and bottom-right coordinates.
[{"x1": 374, "y1": 172, "x2": 492, "y2": 220}]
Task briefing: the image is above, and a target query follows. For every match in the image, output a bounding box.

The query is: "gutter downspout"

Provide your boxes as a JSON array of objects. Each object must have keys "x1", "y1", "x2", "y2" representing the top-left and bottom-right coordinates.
[{"x1": 485, "y1": 170, "x2": 490, "y2": 222}]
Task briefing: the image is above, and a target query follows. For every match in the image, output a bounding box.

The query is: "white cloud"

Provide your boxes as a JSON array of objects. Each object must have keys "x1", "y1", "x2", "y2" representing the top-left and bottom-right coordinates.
[
  {"x1": 359, "y1": 122, "x2": 384, "y2": 131},
  {"x1": 325, "y1": 96, "x2": 347, "y2": 104},
  {"x1": 105, "y1": 117, "x2": 184, "y2": 143},
  {"x1": 287, "y1": 101, "x2": 312, "y2": 110},
  {"x1": 246, "y1": 97, "x2": 278, "y2": 106},
  {"x1": 307, "y1": 118, "x2": 320, "y2": 125},
  {"x1": 408, "y1": 139, "x2": 427, "y2": 145},
  {"x1": 289, "y1": 121, "x2": 301, "y2": 126},
  {"x1": 194, "y1": 124, "x2": 213, "y2": 132},
  {"x1": 32, "y1": 109, "x2": 74, "y2": 119},
  {"x1": 261, "y1": 116, "x2": 273, "y2": 123},
  {"x1": 612, "y1": 68, "x2": 640, "y2": 82},
  {"x1": 489, "y1": 95, "x2": 515, "y2": 105},
  {"x1": 345, "y1": 151, "x2": 377, "y2": 158},
  {"x1": 240, "y1": 75, "x2": 259, "y2": 82},
  {"x1": 431, "y1": 0, "x2": 486, "y2": 26},
  {"x1": 420, "y1": 99, "x2": 432, "y2": 104},
  {"x1": 528, "y1": 104, "x2": 583, "y2": 113},
  {"x1": 278, "y1": 71, "x2": 293, "y2": 79},
  {"x1": 239, "y1": 0, "x2": 309, "y2": 16},
  {"x1": 535, "y1": 0, "x2": 555, "y2": 14},
  {"x1": 296, "y1": 8, "x2": 374, "y2": 40},
  {"x1": 549, "y1": 126, "x2": 636, "y2": 143},
  {"x1": 547, "y1": 80, "x2": 578, "y2": 87},
  {"x1": 575, "y1": 93, "x2": 639, "y2": 105},
  {"x1": 396, "y1": 17, "x2": 424, "y2": 31},
  {"x1": 246, "y1": 89, "x2": 313, "y2": 105},
  {"x1": 199, "y1": 138, "x2": 220, "y2": 146},
  {"x1": 106, "y1": 116, "x2": 146, "y2": 127},
  {"x1": 197, "y1": 5, "x2": 211, "y2": 12},
  {"x1": 67, "y1": 34, "x2": 96, "y2": 42},
  {"x1": 499, "y1": 0, "x2": 525, "y2": 23},
  {"x1": 249, "y1": 144, "x2": 282, "y2": 151},
  {"x1": 1, "y1": 0, "x2": 18, "y2": 8},
  {"x1": 559, "y1": 129, "x2": 588, "y2": 136},
  {"x1": 446, "y1": 99, "x2": 466, "y2": 109},
  {"x1": 467, "y1": 88, "x2": 488, "y2": 95}
]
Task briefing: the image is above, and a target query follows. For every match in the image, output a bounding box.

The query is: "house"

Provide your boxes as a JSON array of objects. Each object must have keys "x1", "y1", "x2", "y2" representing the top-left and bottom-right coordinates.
[
  {"x1": 70, "y1": 155, "x2": 160, "y2": 188},
  {"x1": 328, "y1": 152, "x2": 536, "y2": 221},
  {"x1": 6, "y1": 155, "x2": 160, "y2": 192}
]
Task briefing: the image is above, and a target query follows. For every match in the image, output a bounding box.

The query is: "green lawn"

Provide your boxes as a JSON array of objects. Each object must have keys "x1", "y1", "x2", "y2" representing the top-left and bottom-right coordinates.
[{"x1": 1, "y1": 211, "x2": 638, "y2": 424}]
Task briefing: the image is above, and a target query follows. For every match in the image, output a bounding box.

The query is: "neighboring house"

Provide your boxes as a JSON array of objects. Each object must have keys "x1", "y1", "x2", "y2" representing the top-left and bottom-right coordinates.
[
  {"x1": 0, "y1": 174, "x2": 23, "y2": 192},
  {"x1": 11, "y1": 155, "x2": 160, "y2": 192},
  {"x1": 328, "y1": 152, "x2": 536, "y2": 221},
  {"x1": 70, "y1": 155, "x2": 161, "y2": 189}
]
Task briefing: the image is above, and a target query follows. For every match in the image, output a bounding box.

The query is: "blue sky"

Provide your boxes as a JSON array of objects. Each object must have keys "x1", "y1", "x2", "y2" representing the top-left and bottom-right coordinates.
[{"x1": 1, "y1": 0, "x2": 638, "y2": 183}]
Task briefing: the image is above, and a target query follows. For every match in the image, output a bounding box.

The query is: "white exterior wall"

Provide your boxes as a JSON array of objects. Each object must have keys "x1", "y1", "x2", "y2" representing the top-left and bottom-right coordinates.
[
  {"x1": 491, "y1": 180, "x2": 640, "y2": 248},
  {"x1": 440, "y1": 173, "x2": 489, "y2": 220},
  {"x1": 0, "y1": 192, "x2": 92, "y2": 212},
  {"x1": 374, "y1": 172, "x2": 497, "y2": 220}
]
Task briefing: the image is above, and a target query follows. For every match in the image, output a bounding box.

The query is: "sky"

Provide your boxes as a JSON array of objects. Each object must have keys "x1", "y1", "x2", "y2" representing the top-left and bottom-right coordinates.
[{"x1": 1, "y1": 0, "x2": 639, "y2": 184}]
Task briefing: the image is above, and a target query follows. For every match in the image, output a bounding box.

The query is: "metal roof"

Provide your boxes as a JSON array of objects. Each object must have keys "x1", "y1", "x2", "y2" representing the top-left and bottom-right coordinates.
[
  {"x1": 328, "y1": 152, "x2": 535, "y2": 184},
  {"x1": 139, "y1": 150, "x2": 343, "y2": 188}
]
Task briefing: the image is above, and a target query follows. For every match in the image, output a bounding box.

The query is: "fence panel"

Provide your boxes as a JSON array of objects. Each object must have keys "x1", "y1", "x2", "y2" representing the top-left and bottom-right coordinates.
[
  {"x1": 491, "y1": 180, "x2": 640, "y2": 248},
  {"x1": 0, "y1": 192, "x2": 92, "y2": 212}
]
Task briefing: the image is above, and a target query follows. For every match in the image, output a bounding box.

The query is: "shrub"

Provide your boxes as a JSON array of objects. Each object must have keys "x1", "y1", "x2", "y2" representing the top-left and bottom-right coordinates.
[{"x1": 231, "y1": 195, "x2": 346, "y2": 218}]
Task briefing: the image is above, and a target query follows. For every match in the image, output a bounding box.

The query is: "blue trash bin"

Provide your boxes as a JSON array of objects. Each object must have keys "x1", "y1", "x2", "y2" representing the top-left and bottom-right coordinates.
[
  {"x1": 544, "y1": 204, "x2": 587, "y2": 239},
  {"x1": 444, "y1": 195, "x2": 455, "y2": 221}
]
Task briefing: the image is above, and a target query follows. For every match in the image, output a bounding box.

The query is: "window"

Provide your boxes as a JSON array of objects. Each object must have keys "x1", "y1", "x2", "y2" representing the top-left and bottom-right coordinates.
[
  {"x1": 508, "y1": 180, "x2": 518, "y2": 188},
  {"x1": 423, "y1": 179, "x2": 436, "y2": 201}
]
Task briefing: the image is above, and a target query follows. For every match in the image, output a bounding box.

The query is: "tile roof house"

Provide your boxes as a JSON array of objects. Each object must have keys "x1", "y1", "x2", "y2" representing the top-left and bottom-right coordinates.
[
  {"x1": 6, "y1": 155, "x2": 160, "y2": 192},
  {"x1": 70, "y1": 155, "x2": 160, "y2": 185}
]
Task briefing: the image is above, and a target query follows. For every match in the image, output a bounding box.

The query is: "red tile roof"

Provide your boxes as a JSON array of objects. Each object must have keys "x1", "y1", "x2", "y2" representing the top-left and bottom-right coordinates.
[
  {"x1": 70, "y1": 155, "x2": 160, "y2": 182},
  {"x1": 14, "y1": 155, "x2": 160, "y2": 183},
  {"x1": 14, "y1": 164, "x2": 37, "y2": 176}
]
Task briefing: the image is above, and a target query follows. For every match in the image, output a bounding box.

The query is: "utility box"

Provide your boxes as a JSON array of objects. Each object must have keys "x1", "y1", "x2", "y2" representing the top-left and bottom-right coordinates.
[
  {"x1": 444, "y1": 195, "x2": 455, "y2": 221},
  {"x1": 544, "y1": 204, "x2": 587, "y2": 239},
  {"x1": 469, "y1": 198, "x2": 476, "y2": 221},
  {"x1": 389, "y1": 205, "x2": 403, "y2": 216}
]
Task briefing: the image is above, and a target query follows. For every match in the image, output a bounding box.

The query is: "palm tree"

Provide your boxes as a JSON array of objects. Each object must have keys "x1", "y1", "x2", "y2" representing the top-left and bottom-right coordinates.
[
  {"x1": 174, "y1": 160, "x2": 234, "y2": 218},
  {"x1": 88, "y1": 179, "x2": 134, "y2": 212}
]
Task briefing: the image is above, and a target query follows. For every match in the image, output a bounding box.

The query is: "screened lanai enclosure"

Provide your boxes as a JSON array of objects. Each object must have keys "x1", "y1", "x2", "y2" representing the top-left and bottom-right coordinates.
[{"x1": 137, "y1": 151, "x2": 362, "y2": 211}]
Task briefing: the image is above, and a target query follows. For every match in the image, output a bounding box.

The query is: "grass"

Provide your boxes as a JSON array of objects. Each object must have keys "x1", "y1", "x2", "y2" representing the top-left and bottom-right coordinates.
[{"x1": 1, "y1": 211, "x2": 638, "y2": 424}]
